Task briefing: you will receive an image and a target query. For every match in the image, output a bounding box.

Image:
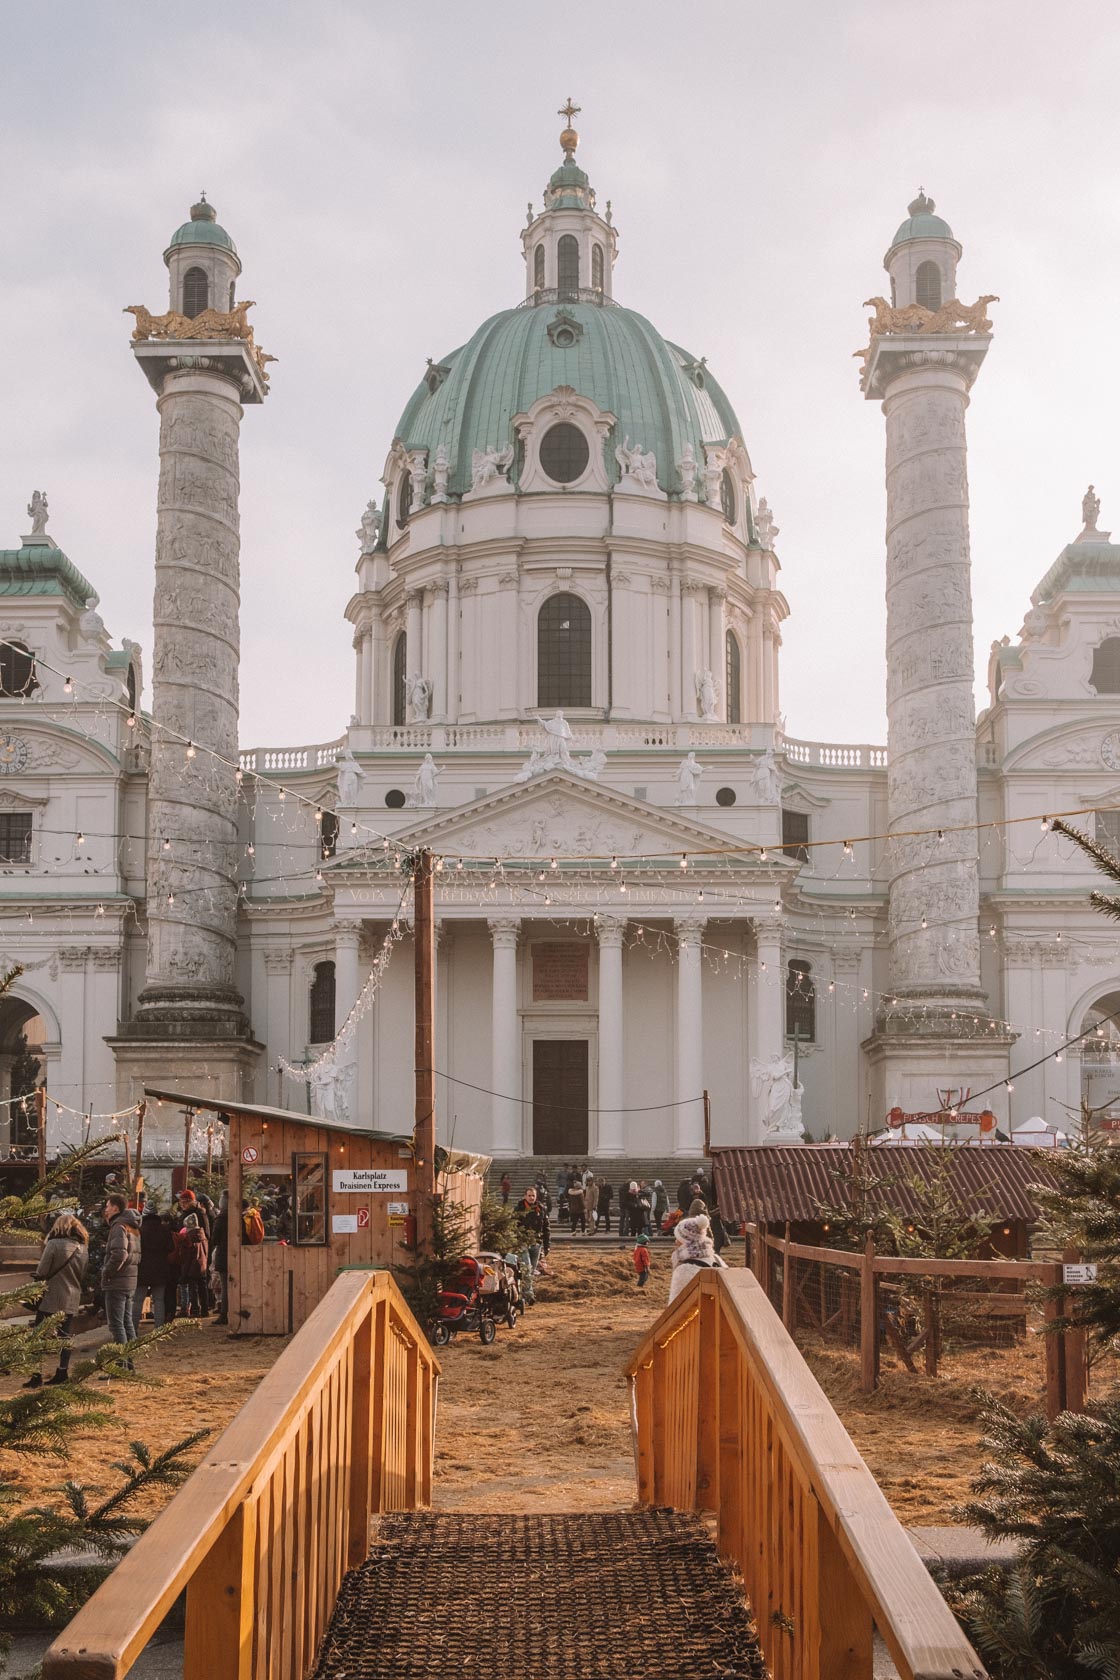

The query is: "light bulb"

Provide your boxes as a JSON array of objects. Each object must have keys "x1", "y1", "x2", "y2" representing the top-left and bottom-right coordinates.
[
  {"x1": 162, "y1": 836, "x2": 170, "y2": 850},
  {"x1": 759, "y1": 848, "x2": 768, "y2": 863},
  {"x1": 314, "y1": 808, "x2": 323, "y2": 824},
  {"x1": 315, "y1": 868, "x2": 324, "y2": 883},
  {"x1": 936, "y1": 829, "x2": 944, "y2": 843},
  {"x1": 619, "y1": 880, "x2": 627, "y2": 893},
  {"x1": 127, "y1": 710, "x2": 136, "y2": 729},
  {"x1": 1055, "y1": 1051, "x2": 1063, "y2": 1063},
  {"x1": 351, "y1": 822, "x2": 357, "y2": 836},
  {"x1": 610, "y1": 856, "x2": 618, "y2": 869},
  {"x1": 843, "y1": 841, "x2": 853, "y2": 858},
  {"x1": 828, "y1": 981, "x2": 835, "y2": 993},
  {"x1": 96, "y1": 902, "x2": 105, "y2": 916},
  {"x1": 550, "y1": 856, "x2": 558, "y2": 870},
  {"x1": 63, "y1": 675, "x2": 73, "y2": 694},
  {"x1": 680, "y1": 853, "x2": 688, "y2": 870},
  {"x1": 1041, "y1": 817, "x2": 1049, "y2": 832},
  {"x1": 697, "y1": 888, "x2": 704, "y2": 902},
  {"x1": 1005, "y1": 1079, "x2": 1014, "y2": 1092},
  {"x1": 920, "y1": 916, "x2": 927, "y2": 929},
  {"x1": 456, "y1": 858, "x2": 463, "y2": 871},
  {"x1": 76, "y1": 832, "x2": 84, "y2": 846},
  {"x1": 246, "y1": 842, "x2": 255, "y2": 856},
  {"x1": 186, "y1": 741, "x2": 196, "y2": 759},
  {"x1": 861, "y1": 988, "x2": 869, "y2": 1000},
  {"x1": 167, "y1": 892, "x2": 175, "y2": 906}
]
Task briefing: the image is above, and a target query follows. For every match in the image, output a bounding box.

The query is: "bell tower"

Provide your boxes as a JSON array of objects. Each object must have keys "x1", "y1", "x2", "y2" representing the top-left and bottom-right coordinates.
[
  {"x1": 111, "y1": 197, "x2": 271, "y2": 1105},
  {"x1": 521, "y1": 102, "x2": 618, "y2": 303},
  {"x1": 859, "y1": 193, "x2": 1013, "y2": 1123}
]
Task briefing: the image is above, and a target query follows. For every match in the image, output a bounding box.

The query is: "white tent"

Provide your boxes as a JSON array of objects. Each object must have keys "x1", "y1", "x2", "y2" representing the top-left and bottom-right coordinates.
[
  {"x1": 1012, "y1": 1115, "x2": 1068, "y2": 1148},
  {"x1": 870, "y1": 1122, "x2": 948, "y2": 1146}
]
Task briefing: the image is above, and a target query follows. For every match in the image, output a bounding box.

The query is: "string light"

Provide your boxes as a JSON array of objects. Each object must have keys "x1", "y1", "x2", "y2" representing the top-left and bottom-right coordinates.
[
  {"x1": 680, "y1": 853, "x2": 688, "y2": 870},
  {"x1": 76, "y1": 832, "x2": 84, "y2": 847},
  {"x1": 186, "y1": 741, "x2": 196, "y2": 760},
  {"x1": 63, "y1": 675, "x2": 73, "y2": 694},
  {"x1": 127, "y1": 711, "x2": 137, "y2": 729},
  {"x1": 843, "y1": 841, "x2": 853, "y2": 858}
]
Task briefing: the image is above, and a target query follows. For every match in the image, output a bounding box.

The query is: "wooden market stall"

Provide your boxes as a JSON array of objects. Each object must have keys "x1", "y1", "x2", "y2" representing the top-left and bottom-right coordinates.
[{"x1": 145, "y1": 1089, "x2": 486, "y2": 1336}]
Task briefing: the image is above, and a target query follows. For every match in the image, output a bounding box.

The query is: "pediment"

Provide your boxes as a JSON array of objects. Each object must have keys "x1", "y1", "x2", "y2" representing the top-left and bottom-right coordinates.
[
  {"x1": 1005, "y1": 720, "x2": 1120, "y2": 773},
  {"x1": 341, "y1": 771, "x2": 766, "y2": 869}
]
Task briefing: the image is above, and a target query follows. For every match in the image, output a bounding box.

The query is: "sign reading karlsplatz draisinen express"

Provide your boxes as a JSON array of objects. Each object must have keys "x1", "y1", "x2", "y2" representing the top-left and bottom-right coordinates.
[{"x1": 332, "y1": 1169, "x2": 409, "y2": 1194}]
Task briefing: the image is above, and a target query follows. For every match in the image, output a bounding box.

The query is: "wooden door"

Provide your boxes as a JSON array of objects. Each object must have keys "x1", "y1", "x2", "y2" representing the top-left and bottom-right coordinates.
[{"x1": 532, "y1": 1039, "x2": 589, "y2": 1154}]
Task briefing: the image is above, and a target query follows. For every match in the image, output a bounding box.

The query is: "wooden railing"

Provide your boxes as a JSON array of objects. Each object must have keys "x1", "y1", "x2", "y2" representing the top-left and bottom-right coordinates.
[
  {"x1": 43, "y1": 1271, "x2": 438, "y2": 1680},
  {"x1": 626, "y1": 1269, "x2": 986, "y2": 1680}
]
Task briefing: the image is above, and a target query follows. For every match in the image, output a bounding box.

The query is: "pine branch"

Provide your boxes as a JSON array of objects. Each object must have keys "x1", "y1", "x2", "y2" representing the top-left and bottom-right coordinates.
[{"x1": 1052, "y1": 818, "x2": 1120, "y2": 887}]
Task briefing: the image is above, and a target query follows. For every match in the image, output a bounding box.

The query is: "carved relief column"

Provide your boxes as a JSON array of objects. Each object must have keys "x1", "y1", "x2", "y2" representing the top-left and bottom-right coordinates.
[
  {"x1": 334, "y1": 920, "x2": 363, "y2": 1035},
  {"x1": 674, "y1": 916, "x2": 707, "y2": 1155},
  {"x1": 596, "y1": 916, "x2": 625, "y2": 1155},
  {"x1": 488, "y1": 918, "x2": 521, "y2": 1155},
  {"x1": 429, "y1": 581, "x2": 449, "y2": 722}
]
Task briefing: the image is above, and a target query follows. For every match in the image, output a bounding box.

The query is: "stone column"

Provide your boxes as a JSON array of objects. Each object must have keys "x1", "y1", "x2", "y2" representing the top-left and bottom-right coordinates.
[
  {"x1": 682, "y1": 580, "x2": 705, "y2": 716},
  {"x1": 674, "y1": 916, "x2": 707, "y2": 1155},
  {"x1": 139, "y1": 370, "x2": 247, "y2": 1030},
  {"x1": 368, "y1": 613, "x2": 385, "y2": 727},
  {"x1": 405, "y1": 591, "x2": 423, "y2": 693},
  {"x1": 488, "y1": 918, "x2": 521, "y2": 1155},
  {"x1": 752, "y1": 913, "x2": 785, "y2": 1072},
  {"x1": 446, "y1": 572, "x2": 460, "y2": 724},
  {"x1": 669, "y1": 568, "x2": 682, "y2": 719},
  {"x1": 596, "y1": 916, "x2": 625, "y2": 1155},
  {"x1": 429, "y1": 581, "x2": 449, "y2": 722},
  {"x1": 335, "y1": 920, "x2": 363, "y2": 1030},
  {"x1": 707, "y1": 589, "x2": 725, "y2": 717}
]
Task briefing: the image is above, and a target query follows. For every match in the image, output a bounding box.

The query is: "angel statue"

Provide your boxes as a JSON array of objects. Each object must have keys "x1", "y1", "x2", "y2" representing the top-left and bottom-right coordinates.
[
  {"x1": 470, "y1": 444, "x2": 514, "y2": 491},
  {"x1": 26, "y1": 490, "x2": 49, "y2": 535},
  {"x1": 750, "y1": 1050, "x2": 805, "y2": 1140},
  {"x1": 750, "y1": 746, "x2": 782, "y2": 804},
  {"x1": 355, "y1": 500, "x2": 382, "y2": 553}
]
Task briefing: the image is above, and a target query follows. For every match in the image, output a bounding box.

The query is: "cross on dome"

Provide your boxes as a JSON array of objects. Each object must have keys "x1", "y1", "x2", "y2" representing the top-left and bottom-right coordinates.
[{"x1": 558, "y1": 97, "x2": 581, "y2": 158}]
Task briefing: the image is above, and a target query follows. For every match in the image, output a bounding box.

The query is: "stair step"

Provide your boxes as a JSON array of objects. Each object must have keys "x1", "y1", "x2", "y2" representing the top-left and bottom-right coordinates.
[{"x1": 314, "y1": 1510, "x2": 765, "y2": 1679}]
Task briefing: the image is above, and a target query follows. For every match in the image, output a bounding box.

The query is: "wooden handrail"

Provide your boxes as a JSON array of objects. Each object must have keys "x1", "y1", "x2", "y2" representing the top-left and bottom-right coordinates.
[
  {"x1": 626, "y1": 1269, "x2": 986, "y2": 1680},
  {"x1": 43, "y1": 1270, "x2": 439, "y2": 1680},
  {"x1": 761, "y1": 1232, "x2": 1050, "y2": 1279}
]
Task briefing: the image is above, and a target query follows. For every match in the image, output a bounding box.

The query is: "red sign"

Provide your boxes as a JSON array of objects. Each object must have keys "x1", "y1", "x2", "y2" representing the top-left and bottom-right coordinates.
[
  {"x1": 241, "y1": 1145, "x2": 259, "y2": 1164},
  {"x1": 356, "y1": 1207, "x2": 370, "y2": 1229}
]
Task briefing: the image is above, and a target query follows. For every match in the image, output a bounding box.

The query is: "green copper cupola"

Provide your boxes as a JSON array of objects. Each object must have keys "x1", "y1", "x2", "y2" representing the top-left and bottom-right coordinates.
[{"x1": 521, "y1": 101, "x2": 618, "y2": 304}]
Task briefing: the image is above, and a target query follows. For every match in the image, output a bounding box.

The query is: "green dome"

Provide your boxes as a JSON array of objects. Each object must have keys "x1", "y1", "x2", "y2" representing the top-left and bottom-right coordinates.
[
  {"x1": 164, "y1": 196, "x2": 238, "y2": 261},
  {"x1": 889, "y1": 190, "x2": 954, "y2": 249},
  {"x1": 549, "y1": 159, "x2": 590, "y2": 190},
  {"x1": 392, "y1": 301, "x2": 745, "y2": 500}
]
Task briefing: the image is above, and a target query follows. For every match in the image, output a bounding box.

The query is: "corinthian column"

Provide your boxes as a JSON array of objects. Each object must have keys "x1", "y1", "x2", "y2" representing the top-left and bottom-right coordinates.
[
  {"x1": 488, "y1": 918, "x2": 521, "y2": 1155},
  {"x1": 674, "y1": 916, "x2": 706, "y2": 1155},
  {"x1": 596, "y1": 916, "x2": 625, "y2": 1155}
]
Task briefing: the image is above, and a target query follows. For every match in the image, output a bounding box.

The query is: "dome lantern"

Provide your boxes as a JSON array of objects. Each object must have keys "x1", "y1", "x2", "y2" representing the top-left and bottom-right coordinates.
[
  {"x1": 163, "y1": 192, "x2": 242, "y2": 321},
  {"x1": 883, "y1": 187, "x2": 962, "y2": 314},
  {"x1": 522, "y1": 101, "x2": 618, "y2": 305}
]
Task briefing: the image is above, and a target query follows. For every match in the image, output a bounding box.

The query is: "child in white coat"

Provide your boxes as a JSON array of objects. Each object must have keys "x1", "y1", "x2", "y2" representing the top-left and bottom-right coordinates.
[{"x1": 667, "y1": 1214, "x2": 728, "y2": 1303}]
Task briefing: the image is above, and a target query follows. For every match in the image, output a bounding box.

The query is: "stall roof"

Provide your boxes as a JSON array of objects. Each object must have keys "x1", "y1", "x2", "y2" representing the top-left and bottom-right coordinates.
[
  {"x1": 143, "y1": 1088, "x2": 411, "y2": 1145},
  {"x1": 711, "y1": 1143, "x2": 1059, "y2": 1226}
]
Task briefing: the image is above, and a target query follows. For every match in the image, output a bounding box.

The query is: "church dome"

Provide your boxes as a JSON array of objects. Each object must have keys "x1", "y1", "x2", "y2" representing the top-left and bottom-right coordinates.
[
  {"x1": 888, "y1": 190, "x2": 955, "y2": 249},
  {"x1": 164, "y1": 196, "x2": 238, "y2": 262},
  {"x1": 392, "y1": 300, "x2": 745, "y2": 499}
]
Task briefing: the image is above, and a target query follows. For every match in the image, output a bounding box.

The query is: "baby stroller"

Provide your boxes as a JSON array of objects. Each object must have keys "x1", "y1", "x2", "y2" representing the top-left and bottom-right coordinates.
[
  {"x1": 431, "y1": 1256, "x2": 498, "y2": 1345},
  {"x1": 477, "y1": 1250, "x2": 524, "y2": 1328}
]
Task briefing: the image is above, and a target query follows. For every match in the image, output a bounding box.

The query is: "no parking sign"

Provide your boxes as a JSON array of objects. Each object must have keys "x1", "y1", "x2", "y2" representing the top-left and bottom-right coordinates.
[{"x1": 241, "y1": 1145, "x2": 259, "y2": 1164}]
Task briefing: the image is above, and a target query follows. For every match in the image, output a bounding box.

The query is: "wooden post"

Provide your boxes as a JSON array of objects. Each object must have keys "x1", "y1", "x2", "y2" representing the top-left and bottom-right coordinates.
[
  {"x1": 924, "y1": 1284, "x2": 941, "y2": 1378},
  {"x1": 815, "y1": 1506, "x2": 874, "y2": 1678},
  {"x1": 122, "y1": 1130, "x2": 133, "y2": 1190},
  {"x1": 781, "y1": 1221, "x2": 793, "y2": 1330},
  {"x1": 35, "y1": 1085, "x2": 46, "y2": 1181},
  {"x1": 183, "y1": 1106, "x2": 193, "y2": 1172},
  {"x1": 413, "y1": 849, "x2": 436, "y2": 1254},
  {"x1": 346, "y1": 1303, "x2": 375, "y2": 1569},
  {"x1": 1044, "y1": 1261, "x2": 1065, "y2": 1419},
  {"x1": 206, "y1": 1124, "x2": 215, "y2": 1180},
  {"x1": 134, "y1": 1100, "x2": 146, "y2": 1186},
  {"x1": 860, "y1": 1233, "x2": 878, "y2": 1395},
  {"x1": 695, "y1": 1282, "x2": 720, "y2": 1510},
  {"x1": 702, "y1": 1088, "x2": 711, "y2": 1157},
  {"x1": 184, "y1": 1501, "x2": 257, "y2": 1680}
]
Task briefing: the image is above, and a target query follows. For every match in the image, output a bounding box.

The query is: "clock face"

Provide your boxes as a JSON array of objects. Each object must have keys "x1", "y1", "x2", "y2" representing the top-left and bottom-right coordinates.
[
  {"x1": 0, "y1": 735, "x2": 28, "y2": 775},
  {"x1": 1102, "y1": 731, "x2": 1120, "y2": 771}
]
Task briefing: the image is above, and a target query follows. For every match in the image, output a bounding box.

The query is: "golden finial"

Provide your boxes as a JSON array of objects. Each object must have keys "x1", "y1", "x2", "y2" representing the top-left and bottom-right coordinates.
[{"x1": 558, "y1": 97, "x2": 581, "y2": 158}]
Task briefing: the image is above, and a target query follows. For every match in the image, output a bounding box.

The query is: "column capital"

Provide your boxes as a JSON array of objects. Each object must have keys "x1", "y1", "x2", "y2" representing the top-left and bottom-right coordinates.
[
  {"x1": 595, "y1": 915, "x2": 627, "y2": 949},
  {"x1": 751, "y1": 914, "x2": 785, "y2": 941},
  {"x1": 334, "y1": 917, "x2": 363, "y2": 946},
  {"x1": 488, "y1": 917, "x2": 521, "y2": 949},
  {"x1": 674, "y1": 915, "x2": 707, "y2": 941}
]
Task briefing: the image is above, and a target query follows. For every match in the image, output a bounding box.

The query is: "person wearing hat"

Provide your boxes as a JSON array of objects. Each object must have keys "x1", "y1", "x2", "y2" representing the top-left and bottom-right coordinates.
[{"x1": 668, "y1": 1214, "x2": 727, "y2": 1303}]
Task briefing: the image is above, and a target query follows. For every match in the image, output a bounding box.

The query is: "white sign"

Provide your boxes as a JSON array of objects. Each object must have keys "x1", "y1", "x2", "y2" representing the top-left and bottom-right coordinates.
[
  {"x1": 332, "y1": 1214, "x2": 359, "y2": 1234},
  {"x1": 387, "y1": 1201, "x2": 409, "y2": 1217},
  {"x1": 1063, "y1": 1263, "x2": 1098, "y2": 1285},
  {"x1": 333, "y1": 1168, "x2": 408, "y2": 1194}
]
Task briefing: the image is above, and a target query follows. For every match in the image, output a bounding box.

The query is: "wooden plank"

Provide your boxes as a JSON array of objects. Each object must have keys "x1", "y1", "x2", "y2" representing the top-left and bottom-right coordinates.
[
  {"x1": 182, "y1": 1500, "x2": 256, "y2": 1680},
  {"x1": 346, "y1": 1306, "x2": 375, "y2": 1569},
  {"x1": 873, "y1": 1254, "x2": 1051, "y2": 1280},
  {"x1": 859, "y1": 1236, "x2": 877, "y2": 1396},
  {"x1": 815, "y1": 1499, "x2": 873, "y2": 1680}
]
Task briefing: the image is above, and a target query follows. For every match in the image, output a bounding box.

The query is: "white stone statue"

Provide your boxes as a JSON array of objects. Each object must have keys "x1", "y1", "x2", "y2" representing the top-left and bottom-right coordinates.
[
  {"x1": 751, "y1": 1050, "x2": 805, "y2": 1140},
  {"x1": 578, "y1": 746, "x2": 607, "y2": 781},
  {"x1": 26, "y1": 490, "x2": 49, "y2": 536},
  {"x1": 615, "y1": 436, "x2": 658, "y2": 489},
  {"x1": 675, "y1": 751, "x2": 704, "y2": 805},
  {"x1": 406, "y1": 672, "x2": 431, "y2": 721},
  {"x1": 1082, "y1": 483, "x2": 1101, "y2": 532},
  {"x1": 336, "y1": 745, "x2": 365, "y2": 806},
  {"x1": 310, "y1": 1055, "x2": 353, "y2": 1125},
  {"x1": 470, "y1": 445, "x2": 513, "y2": 491},
  {"x1": 677, "y1": 442, "x2": 698, "y2": 501},
  {"x1": 431, "y1": 445, "x2": 450, "y2": 503},
  {"x1": 408, "y1": 752, "x2": 440, "y2": 807},
  {"x1": 750, "y1": 746, "x2": 782, "y2": 804},
  {"x1": 535, "y1": 710, "x2": 575, "y2": 769},
  {"x1": 703, "y1": 456, "x2": 722, "y2": 508},
  {"x1": 696, "y1": 670, "x2": 718, "y2": 721},
  {"x1": 513, "y1": 748, "x2": 544, "y2": 784},
  {"x1": 355, "y1": 500, "x2": 381, "y2": 552},
  {"x1": 756, "y1": 497, "x2": 778, "y2": 548},
  {"x1": 79, "y1": 593, "x2": 106, "y2": 641}
]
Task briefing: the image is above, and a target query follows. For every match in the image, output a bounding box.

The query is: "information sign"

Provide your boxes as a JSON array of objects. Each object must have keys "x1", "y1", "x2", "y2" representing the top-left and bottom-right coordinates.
[
  {"x1": 1063, "y1": 1263, "x2": 1098, "y2": 1285},
  {"x1": 332, "y1": 1168, "x2": 409, "y2": 1194}
]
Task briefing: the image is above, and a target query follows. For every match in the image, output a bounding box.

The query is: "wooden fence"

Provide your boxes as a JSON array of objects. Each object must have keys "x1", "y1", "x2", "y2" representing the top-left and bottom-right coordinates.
[
  {"x1": 43, "y1": 1270, "x2": 438, "y2": 1680},
  {"x1": 749, "y1": 1225, "x2": 1087, "y2": 1415},
  {"x1": 626, "y1": 1268, "x2": 986, "y2": 1680}
]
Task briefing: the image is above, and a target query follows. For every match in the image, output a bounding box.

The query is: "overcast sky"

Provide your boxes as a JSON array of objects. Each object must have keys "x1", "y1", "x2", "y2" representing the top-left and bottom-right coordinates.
[{"x1": 3, "y1": 1, "x2": 1117, "y2": 749}]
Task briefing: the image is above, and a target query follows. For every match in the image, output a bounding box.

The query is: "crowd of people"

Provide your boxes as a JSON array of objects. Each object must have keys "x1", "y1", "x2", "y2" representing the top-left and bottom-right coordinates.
[
  {"x1": 503, "y1": 1163, "x2": 726, "y2": 1244},
  {"x1": 22, "y1": 1182, "x2": 232, "y2": 1387}
]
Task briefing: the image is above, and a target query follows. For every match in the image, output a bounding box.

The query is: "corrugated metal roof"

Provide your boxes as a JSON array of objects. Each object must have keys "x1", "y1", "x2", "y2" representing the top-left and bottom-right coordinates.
[{"x1": 711, "y1": 1143, "x2": 1058, "y2": 1226}]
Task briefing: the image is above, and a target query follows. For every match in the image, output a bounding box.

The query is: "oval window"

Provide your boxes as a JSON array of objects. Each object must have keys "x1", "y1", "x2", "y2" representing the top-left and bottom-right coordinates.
[
  {"x1": 715, "y1": 786, "x2": 737, "y2": 807},
  {"x1": 539, "y1": 422, "x2": 590, "y2": 484},
  {"x1": 720, "y1": 469, "x2": 737, "y2": 526},
  {"x1": 396, "y1": 471, "x2": 412, "y2": 529},
  {"x1": 384, "y1": 789, "x2": 406, "y2": 809}
]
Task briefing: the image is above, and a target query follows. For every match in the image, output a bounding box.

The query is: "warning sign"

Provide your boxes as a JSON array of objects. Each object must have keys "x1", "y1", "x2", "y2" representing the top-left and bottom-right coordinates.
[
  {"x1": 241, "y1": 1146, "x2": 259, "y2": 1164},
  {"x1": 356, "y1": 1207, "x2": 370, "y2": 1229}
]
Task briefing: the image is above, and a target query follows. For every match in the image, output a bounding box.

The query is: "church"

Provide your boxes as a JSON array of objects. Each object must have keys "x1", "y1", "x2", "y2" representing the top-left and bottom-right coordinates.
[{"x1": 3, "y1": 112, "x2": 1119, "y2": 1170}]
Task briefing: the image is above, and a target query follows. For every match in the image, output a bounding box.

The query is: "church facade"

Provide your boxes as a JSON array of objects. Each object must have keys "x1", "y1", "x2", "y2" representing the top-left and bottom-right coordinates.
[{"x1": 3, "y1": 122, "x2": 1120, "y2": 1165}]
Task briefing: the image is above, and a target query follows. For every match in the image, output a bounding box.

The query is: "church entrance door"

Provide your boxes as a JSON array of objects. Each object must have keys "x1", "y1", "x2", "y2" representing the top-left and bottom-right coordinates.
[{"x1": 532, "y1": 1039, "x2": 589, "y2": 1154}]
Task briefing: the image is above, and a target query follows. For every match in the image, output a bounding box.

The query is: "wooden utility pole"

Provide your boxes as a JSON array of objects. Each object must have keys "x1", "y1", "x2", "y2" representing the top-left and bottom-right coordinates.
[
  {"x1": 413, "y1": 849, "x2": 436, "y2": 1252},
  {"x1": 35, "y1": 1085, "x2": 47, "y2": 1182},
  {"x1": 134, "y1": 1100, "x2": 146, "y2": 1185},
  {"x1": 183, "y1": 1106, "x2": 193, "y2": 1174}
]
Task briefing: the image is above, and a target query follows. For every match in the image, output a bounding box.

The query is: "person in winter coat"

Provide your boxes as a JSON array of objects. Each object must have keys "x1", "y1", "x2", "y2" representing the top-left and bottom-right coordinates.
[
  {"x1": 652, "y1": 1180, "x2": 669, "y2": 1229},
  {"x1": 668, "y1": 1214, "x2": 728, "y2": 1303},
  {"x1": 134, "y1": 1207, "x2": 175, "y2": 1330},
  {"x1": 584, "y1": 1176, "x2": 599, "y2": 1231},
  {"x1": 176, "y1": 1188, "x2": 210, "y2": 1243},
  {"x1": 633, "y1": 1239, "x2": 651, "y2": 1288},
  {"x1": 173, "y1": 1213, "x2": 209, "y2": 1318},
  {"x1": 24, "y1": 1213, "x2": 88, "y2": 1387},
  {"x1": 597, "y1": 1178, "x2": 613, "y2": 1233},
  {"x1": 499, "y1": 1171, "x2": 512, "y2": 1206},
  {"x1": 101, "y1": 1193, "x2": 141, "y2": 1349},
  {"x1": 515, "y1": 1188, "x2": 550, "y2": 1277},
  {"x1": 616, "y1": 1181, "x2": 632, "y2": 1241},
  {"x1": 567, "y1": 1174, "x2": 586, "y2": 1234}
]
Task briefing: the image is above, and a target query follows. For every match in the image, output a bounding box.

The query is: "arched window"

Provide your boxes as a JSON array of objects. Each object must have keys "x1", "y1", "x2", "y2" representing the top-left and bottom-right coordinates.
[
  {"x1": 1091, "y1": 637, "x2": 1120, "y2": 694},
  {"x1": 557, "y1": 235, "x2": 580, "y2": 299},
  {"x1": 391, "y1": 634, "x2": 407, "y2": 726},
  {"x1": 534, "y1": 244, "x2": 545, "y2": 289},
  {"x1": 591, "y1": 243, "x2": 604, "y2": 292},
  {"x1": 320, "y1": 811, "x2": 339, "y2": 859},
  {"x1": 228, "y1": 281, "x2": 236, "y2": 311},
  {"x1": 396, "y1": 470, "x2": 412, "y2": 530},
  {"x1": 183, "y1": 266, "x2": 209, "y2": 318},
  {"x1": 720, "y1": 469, "x2": 737, "y2": 526},
  {"x1": 785, "y1": 960, "x2": 816, "y2": 1042},
  {"x1": 0, "y1": 641, "x2": 38, "y2": 698},
  {"x1": 538, "y1": 592, "x2": 592, "y2": 709},
  {"x1": 309, "y1": 961, "x2": 336, "y2": 1044},
  {"x1": 915, "y1": 261, "x2": 942, "y2": 312},
  {"x1": 725, "y1": 631, "x2": 742, "y2": 725},
  {"x1": 126, "y1": 664, "x2": 137, "y2": 714}
]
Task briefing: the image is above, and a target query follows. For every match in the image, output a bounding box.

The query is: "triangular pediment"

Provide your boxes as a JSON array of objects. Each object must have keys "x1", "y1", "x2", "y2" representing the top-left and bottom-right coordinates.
[{"x1": 336, "y1": 771, "x2": 775, "y2": 870}]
